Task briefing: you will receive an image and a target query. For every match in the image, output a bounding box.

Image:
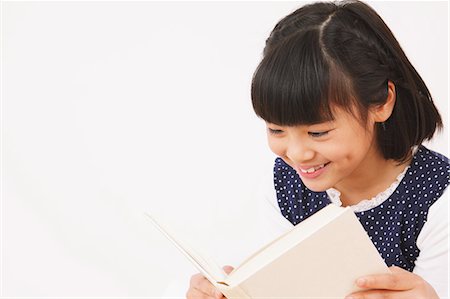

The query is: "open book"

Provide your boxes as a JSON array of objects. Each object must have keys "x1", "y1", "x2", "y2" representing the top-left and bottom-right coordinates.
[{"x1": 146, "y1": 204, "x2": 390, "y2": 299}]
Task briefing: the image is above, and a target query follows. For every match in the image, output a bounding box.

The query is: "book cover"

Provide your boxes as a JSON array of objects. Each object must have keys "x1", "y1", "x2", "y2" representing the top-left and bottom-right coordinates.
[{"x1": 146, "y1": 204, "x2": 390, "y2": 299}]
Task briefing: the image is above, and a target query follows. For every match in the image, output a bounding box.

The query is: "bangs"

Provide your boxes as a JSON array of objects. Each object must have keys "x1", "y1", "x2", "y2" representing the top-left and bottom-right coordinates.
[{"x1": 251, "y1": 28, "x2": 355, "y2": 126}]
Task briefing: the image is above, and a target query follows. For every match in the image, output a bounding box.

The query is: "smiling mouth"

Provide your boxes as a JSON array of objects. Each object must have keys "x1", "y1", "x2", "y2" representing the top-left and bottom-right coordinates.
[{"x1": 298, "y1": 162, "x2": 331, "y2": 174}]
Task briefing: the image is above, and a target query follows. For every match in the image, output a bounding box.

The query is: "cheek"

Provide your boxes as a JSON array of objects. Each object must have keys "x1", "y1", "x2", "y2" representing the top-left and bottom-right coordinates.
[
  {"x1": 267, "y1": 137, "x2": 285, "y2": 157},
  {"x1": 326, "y1": 141, "x2": 368, "y2": 169},
  {"x1": 330, "y1": 151, "x2": 346, "y2": 161},
  {"x1": 335, "y1": 119, "x2": 375, "y2": 153},
  {"x1": 324, "y1": 143, "x2": 355, "y2": 166}
]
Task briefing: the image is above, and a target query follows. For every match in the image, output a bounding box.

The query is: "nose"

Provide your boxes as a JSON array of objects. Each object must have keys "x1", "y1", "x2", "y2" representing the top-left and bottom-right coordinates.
[{"x1": 286, "y1": 139, "x2": 315, "y2": 164}]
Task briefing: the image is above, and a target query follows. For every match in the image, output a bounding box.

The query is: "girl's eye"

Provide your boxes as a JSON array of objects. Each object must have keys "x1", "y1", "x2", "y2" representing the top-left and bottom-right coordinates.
[
  {"x1": 308, "y1": 131, "x2": 329, "y2": 138},
  {"x1": 268, "y1": 128, "x2": 283, "y2": 135}
]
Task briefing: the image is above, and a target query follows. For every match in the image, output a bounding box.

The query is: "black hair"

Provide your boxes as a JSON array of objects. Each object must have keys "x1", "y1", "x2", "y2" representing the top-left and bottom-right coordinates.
[{"x1": 251, "y1": 0, "x2": 442, "y2": 163}]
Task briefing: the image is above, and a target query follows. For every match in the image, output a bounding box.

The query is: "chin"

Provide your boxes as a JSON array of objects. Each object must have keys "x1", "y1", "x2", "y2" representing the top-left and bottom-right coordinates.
[{"x1": 302, "y1": 182, "x2": 330, "y2": 192}]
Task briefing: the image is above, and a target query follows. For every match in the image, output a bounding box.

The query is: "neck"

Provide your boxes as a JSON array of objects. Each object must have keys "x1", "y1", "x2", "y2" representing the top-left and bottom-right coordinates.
[{"x1": 333, "y1": 148, "x2": 411, "y2": 207}]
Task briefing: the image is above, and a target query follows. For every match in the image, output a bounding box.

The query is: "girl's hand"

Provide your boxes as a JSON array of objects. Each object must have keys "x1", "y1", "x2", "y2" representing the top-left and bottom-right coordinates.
[
  {"x1": 186, "y1": 265, "x2": 234, "y2": 299},
  {"x1": 345, "y1": 266, "x2": 439, "y2": 299}
]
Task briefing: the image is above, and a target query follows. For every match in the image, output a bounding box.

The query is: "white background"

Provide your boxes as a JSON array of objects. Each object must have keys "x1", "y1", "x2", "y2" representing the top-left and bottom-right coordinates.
[{"x1": 1, "y1": 1, "x2": 448, "y2": 297}]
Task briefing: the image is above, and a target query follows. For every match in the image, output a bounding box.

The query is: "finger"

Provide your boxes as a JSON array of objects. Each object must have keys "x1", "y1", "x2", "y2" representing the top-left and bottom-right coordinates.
[
  {"x1": 186, "y1": 287, "x2": 206, "y2": 299},
  {"x1": 186, "y1": 286, "x2": 216, "y2": 299},
  {"x1": 223, "y1": 265, "x2": 235, "y2": 274},
  {"x1": 190, "y1": 273, "x2": 219, "y2": 298},
  {"x1": 190, "y1": 273, "x2": 206, "y2": 287},
  {"x1": 355, "y1": 267, "x2": 418, "y2": 290},
  {"x1": 198, "y1": 277, "x2": 220, "y2": 298},
  {"x1": 389, "y1": 265, "x2": 409, "y2": 274},
  {"x1": 346, "y1": 289, "x2": 409, "y2": 299}
]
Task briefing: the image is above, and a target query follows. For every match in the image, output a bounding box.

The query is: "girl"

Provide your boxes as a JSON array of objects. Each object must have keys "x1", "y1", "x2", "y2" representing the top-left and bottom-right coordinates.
[{"x1": 187, "y1": 1, "x2": 449, "y2": 299}]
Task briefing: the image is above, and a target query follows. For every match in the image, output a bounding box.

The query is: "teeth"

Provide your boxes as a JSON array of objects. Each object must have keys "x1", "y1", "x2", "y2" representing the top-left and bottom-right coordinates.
[
  {"x1": 300, "y1": 164, "x2": 325, "y2": 174},
  {"x1": 305, "y1": 167, "x2": 315, "y2": 173}
]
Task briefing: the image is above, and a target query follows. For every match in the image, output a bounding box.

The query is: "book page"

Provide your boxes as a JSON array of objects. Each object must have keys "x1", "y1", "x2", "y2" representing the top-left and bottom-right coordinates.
[
  {"x1": 234, "y1": 207, "x2": 389, "y2": 298},
  {"x1": 144, "y1": 213, "x2": 228, "y2": 285}
]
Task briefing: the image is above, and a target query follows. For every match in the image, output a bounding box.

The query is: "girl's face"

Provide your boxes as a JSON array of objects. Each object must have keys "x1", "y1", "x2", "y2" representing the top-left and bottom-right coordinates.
[{"x1": 266, "y1": 107, "x2": 379, "y2": 192}]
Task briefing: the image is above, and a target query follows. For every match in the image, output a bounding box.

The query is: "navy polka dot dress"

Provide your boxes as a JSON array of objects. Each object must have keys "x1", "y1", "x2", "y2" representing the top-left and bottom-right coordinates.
[{"x1": 274, "y1": 145, "x2": 450, "y2": 271}]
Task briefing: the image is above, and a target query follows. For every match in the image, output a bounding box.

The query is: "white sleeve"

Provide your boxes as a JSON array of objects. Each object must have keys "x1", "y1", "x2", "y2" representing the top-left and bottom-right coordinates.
[{"x1": 413, "y1": 187, "x2": 449, "y2": 299}]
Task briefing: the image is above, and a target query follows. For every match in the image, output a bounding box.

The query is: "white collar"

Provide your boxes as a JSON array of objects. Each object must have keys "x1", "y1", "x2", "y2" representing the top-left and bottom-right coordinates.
[{"x1": 325, "y1": 165, "x2": 409, "y2": 212}]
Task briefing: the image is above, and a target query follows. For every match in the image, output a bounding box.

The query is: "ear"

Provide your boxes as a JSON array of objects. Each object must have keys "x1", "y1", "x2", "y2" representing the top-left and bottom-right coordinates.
[{"x1": 371, "y1": 81, "x2": 396, "y2": 122}]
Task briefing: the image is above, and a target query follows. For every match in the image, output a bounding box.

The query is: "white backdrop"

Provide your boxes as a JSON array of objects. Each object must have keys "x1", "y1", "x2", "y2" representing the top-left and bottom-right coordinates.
[{"x1": 2, "y1": 1, "x2": 448, "y2": 297}]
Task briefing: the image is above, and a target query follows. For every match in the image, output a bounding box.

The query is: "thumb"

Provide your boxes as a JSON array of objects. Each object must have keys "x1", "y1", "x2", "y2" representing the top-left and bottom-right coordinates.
[
  {"x1": 389, "y1": 265, "x2": 408, "y2": 274},
  {"x1": 222, "y1": 265, "x2": 234, "y2": 274}
]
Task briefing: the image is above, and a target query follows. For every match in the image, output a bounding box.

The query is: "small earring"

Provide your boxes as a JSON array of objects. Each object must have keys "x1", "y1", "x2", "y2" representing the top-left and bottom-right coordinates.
[{"x1": 381, "y1": 122, "x2": 386, "y2": 131}]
